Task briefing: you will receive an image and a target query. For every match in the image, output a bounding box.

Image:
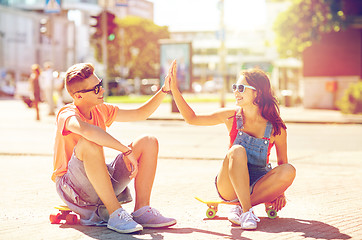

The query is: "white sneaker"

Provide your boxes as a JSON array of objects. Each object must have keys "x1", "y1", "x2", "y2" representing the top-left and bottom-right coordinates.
[
  {"x1": 107, "y1": 208, "x2": 143, "y2": 234},
  {"x1": 239, "y1": 208, "x2": 260, "y2": 230},
  {"x1": 228, "y1": 205, "x2": 243, "y2": 225}
]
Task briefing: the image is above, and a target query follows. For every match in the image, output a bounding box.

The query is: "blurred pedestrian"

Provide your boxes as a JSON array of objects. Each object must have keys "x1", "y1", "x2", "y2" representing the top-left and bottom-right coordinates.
[
  {"x1": 28, "y1": 64, "x2": 41, "y2": 121},
  {"x1": 52, "y1": 62, "x2": 176, "y2": 234},
  {"x1": 170, "y1": 65, "x2": 296, "y2": 230},
  {"x1": 54, "y1": 71, "x2": 65, "y2": 109},
  {"x1": 41, "y1": 61, "x2": 55, "y2": 115}
]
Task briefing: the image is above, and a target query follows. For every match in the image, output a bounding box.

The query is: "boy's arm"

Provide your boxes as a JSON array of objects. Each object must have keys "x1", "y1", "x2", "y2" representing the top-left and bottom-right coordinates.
[
  {"x1": 115, "y1": 89, "x2": 168, "y2": 122},
  {"x1": 114, "y1": 60, "x2": 175, "y2": 122},
  {"x1": 66, "y1": 116, "x2": 130, "y2": 153},
  {"x1": 66, "y1": 115, "x2": 138, "y2": 178}
]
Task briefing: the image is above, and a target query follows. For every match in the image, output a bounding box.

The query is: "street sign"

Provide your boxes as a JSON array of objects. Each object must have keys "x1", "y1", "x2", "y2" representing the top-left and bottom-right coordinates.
[
  {"x1": 44, "y1": 0, "x2": 61, "y2": 13},
  {"x1": 116, "y1": 0, "x2": 128, "y2": 7}
]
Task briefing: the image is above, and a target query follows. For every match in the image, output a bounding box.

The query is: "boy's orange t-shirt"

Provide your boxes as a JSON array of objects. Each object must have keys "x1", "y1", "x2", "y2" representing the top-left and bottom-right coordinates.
[{"x1": 52, "y1": 103, "x2": 118, "y2": 182}]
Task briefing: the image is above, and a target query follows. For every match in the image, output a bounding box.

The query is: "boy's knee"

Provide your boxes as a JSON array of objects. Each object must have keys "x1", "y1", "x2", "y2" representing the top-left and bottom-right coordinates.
[
  {"x1": 76, "y1": 137, "x2": 102, "y2": 160},
  {"x1": 138, "y1": 135, "x2": 159, "y2": 148}
]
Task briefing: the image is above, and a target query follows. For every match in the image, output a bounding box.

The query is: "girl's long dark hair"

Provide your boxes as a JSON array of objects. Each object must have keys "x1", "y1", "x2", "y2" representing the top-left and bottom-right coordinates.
[{"x1": 242, "y1": 69, "x2": 286, "y2": 136}]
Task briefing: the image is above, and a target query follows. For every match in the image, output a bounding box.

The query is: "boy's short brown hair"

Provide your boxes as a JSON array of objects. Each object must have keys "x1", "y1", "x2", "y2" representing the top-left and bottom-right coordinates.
[{"x1": 65, "y1": 63, "x2": 94, "y2": 95}]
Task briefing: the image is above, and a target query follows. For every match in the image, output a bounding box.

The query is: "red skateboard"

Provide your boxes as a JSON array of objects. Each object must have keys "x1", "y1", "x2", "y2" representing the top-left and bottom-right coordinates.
[{"x1": 49, "y1": 205, "x2": 78, "y2": 224}]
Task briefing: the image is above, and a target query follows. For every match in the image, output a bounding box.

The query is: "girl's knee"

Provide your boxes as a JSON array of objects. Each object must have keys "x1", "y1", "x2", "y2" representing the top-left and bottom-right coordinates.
[
  {"x1": 278, "y1": 163, "x2": 296, "y2": 183},
  {"x1": 227, "y1": 145, "x2": 246, "y2": 159},
  {"x1": 226, "y1": 145, "x2": 247, "y2": 171}
]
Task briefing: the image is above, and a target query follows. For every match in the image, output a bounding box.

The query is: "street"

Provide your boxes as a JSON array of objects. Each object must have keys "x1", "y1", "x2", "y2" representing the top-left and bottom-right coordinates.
[{"x1": 1, "y1": 99, "x2": 362, "y2": 239}]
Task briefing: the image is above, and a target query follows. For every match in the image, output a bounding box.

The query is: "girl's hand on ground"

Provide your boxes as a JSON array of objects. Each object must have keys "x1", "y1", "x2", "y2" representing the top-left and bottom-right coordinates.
[{"x1": 271, "y1": 193, "x2": 286, "y2": 211}]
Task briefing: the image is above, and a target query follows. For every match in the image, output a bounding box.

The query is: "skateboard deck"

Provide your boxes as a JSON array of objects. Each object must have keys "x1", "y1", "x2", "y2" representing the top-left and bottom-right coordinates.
[
  {"x1": 50, "y1": 205, "x2": 78, "y2": 224},
  {"x1": 195, "y1": 196, "x2": 277, "y2": 219}
]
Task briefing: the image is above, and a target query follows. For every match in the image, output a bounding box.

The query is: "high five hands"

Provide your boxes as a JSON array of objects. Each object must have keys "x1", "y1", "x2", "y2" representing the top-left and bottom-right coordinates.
[{"x1": 162, "y1": 60, "x2": 178, "y2": 93}]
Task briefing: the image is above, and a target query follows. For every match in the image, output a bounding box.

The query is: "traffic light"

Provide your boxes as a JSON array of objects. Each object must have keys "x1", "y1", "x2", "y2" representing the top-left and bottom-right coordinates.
[
  {"x1": 106, "y1": 11, "x2": 117, "y2": 42},
  {"x1": 39, "y1": 18, "x2": 51, "y2": 37},
  {"x1": 90, "y1": 11, "x2": 117, "y2": 41},
  {"x1": 90, "y1": 13, "x2": 102, "y2": 38}
]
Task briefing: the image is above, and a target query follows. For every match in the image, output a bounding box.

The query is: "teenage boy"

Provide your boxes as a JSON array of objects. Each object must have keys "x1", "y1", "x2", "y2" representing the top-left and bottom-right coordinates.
[{"x1": 52, "y1": 62, "x2": 176, "y2": 234}]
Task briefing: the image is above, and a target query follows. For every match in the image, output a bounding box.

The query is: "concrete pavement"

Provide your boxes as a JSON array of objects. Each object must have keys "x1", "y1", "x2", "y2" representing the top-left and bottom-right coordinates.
[{"x1": 0, "y1": 98, "x2": 362, "y2": 240}]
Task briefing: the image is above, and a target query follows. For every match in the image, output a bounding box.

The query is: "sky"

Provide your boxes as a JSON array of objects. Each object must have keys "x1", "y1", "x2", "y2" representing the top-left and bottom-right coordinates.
[{"x1": 148, "y1": 0, "x2": 267, "y2": 31}]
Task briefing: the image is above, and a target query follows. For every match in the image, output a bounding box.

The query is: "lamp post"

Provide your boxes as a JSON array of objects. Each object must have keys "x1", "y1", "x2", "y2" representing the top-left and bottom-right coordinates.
[{"x1": 218, "y1": 0, "x2": 226, "y2": 108}]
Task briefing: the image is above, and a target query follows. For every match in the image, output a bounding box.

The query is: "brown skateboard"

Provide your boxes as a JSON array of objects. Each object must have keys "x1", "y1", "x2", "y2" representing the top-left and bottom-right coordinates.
[
  {"x1": 49, "y1": 205, "x2": 78, "y2": 224},
  {"x1": 195, "y1": 196, "x2": 278, "y2": 219}
]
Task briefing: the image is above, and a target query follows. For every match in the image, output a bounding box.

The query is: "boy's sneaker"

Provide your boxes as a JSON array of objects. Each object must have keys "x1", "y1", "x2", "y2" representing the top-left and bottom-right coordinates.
[
  {"x1": 132, "y1": 206, "x2": 177, "y2": 228},
  {"x1": 228, "y1": 205, "x2": 243, "y2": 225},
  {"x1": 240, "y1": 208, "x2": 260, "y2": 230},
  {"x1": 107, "y1": 208, "x2": 143, "y2": 234}
]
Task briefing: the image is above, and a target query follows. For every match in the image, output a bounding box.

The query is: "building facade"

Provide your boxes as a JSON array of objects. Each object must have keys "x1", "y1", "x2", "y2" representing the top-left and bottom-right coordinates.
[
  {"x1": 0, "y1": 0, "x2": 153, "y2": 96},
  {"x1": 302, "y1": 0, "x2": 362, "y2": 109}
]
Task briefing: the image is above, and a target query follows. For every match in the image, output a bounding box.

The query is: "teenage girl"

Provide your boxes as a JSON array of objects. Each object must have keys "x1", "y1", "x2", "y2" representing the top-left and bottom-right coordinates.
[{"x1": 169, "y1": 66, "x2": 296, "y2": 230}]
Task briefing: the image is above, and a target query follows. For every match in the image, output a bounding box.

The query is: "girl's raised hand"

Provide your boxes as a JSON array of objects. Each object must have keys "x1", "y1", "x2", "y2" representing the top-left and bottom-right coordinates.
[
  {"x1": 162, "y1": 60, "x2": 176, "y2": 92},
  {"x1": 169, "y1": 60, "x2": 178, "y2": 91}
]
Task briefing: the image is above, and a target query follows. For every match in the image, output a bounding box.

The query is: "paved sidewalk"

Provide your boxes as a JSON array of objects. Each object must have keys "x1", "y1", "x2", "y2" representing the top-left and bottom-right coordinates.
[{"x1": 1, "y1": 99, "x2": 361, "y2": 240}]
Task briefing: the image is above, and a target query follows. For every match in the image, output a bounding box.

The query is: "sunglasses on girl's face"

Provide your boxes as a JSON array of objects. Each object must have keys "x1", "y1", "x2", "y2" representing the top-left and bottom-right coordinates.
[
  {"x1": 74, "y1": 80, "x2": 103, "y2": 95},
  {"x1": 232, "y1": 84, "x2": 256, "y2": 93}
]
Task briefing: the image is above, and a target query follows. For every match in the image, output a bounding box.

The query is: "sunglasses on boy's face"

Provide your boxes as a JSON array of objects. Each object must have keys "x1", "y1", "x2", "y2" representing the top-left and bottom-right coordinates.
[
  {"x1": 74, "y1": 80, "x2": 103, "y2": 95},
  {"x1": 232, "y1": 84, "x2": 256, "y2": 93}
]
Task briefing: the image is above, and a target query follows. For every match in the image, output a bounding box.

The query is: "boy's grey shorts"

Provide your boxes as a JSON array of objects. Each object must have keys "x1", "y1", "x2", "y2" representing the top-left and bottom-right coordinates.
[{"x1": 55, "y1": 151, "x2": 133, "y2": 225}]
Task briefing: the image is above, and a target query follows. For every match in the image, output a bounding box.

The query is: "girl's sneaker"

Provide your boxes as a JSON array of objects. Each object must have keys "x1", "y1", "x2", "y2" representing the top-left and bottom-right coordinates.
[
  {"x1": 228, "y1": 205, "x2": 243, "y2": 225},
  {"x1": 239, "y1": 208, "x2": 260, "y2": 230}
]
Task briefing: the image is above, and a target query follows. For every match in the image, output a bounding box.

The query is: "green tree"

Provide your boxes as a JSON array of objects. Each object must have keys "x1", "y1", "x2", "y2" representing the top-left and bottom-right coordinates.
[
  {"x1": 90, "y1": 15, "x2": 169, "y2": 79},
  {"x1": 273, "y1": 0, "x2": 347, "y2": 58},
  {"x1": 119, "y1": 16, "x2": 169, "y2": 79}
]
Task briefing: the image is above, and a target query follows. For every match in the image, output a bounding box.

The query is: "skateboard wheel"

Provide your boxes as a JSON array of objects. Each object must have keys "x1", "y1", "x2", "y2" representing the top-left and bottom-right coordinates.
[
  {"x1": 267, "y1": 209, "x2": 277, "y2": 219},
  {"x1": 66, "y1": 214, "x2": 78, "y2": 224},
  {"x1": 50, "y1": 213, "x2": 61, "y2": 224},
  {"x1": 206, "y1": 208, "x2": 216, "y2": 218}
]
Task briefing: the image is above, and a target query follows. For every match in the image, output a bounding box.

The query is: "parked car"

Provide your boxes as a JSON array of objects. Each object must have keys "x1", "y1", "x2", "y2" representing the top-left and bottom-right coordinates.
[
  {"x1": 203, "y1": 79, "x2": 223, "y2": 93},
  {"x1": 108, "y1": 78, "x2": 134, "y2": 96},
  {"x1": 140, "y1": 78, "x2": 159, "y2": 95}
]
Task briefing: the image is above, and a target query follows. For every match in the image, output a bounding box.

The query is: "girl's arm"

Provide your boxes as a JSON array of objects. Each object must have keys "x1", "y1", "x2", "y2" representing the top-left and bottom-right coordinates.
[
  {"x1": 274, "y1": 127, "x2": 288, "y2": 165},
  {"x1": 272, "y1": 128, "x2": 290, "y2": 211},
  {"x1": 170, "y1": 63, "x2": 233, "y2": 126},
  {"x1": 115, "y1": 60, "x2": 175, "y2": 122}
]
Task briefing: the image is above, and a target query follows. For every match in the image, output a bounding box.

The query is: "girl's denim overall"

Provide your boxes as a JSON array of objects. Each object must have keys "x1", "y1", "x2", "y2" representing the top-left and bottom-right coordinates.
[
  {"x1": 233, "y1": 113, "x2": 273, "y2": 167},
  {"x1": 216, "y1": 113, "x2": 273, "y2": 201}
]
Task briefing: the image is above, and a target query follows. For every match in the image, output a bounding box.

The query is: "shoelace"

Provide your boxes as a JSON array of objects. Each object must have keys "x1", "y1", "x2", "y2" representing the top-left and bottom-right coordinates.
[
  {"x1": 241, "y1": 209, "x2": 260, "y2": 223},
  {"x1": 147, "y1": 207, "x2": 161, "y2": 216},
  {"x1": 118, "y1": 210, "x2": 133, "y2": 222},
  {"x1": 231, "y1": 205, "x2": 243, "y2": 216}
]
